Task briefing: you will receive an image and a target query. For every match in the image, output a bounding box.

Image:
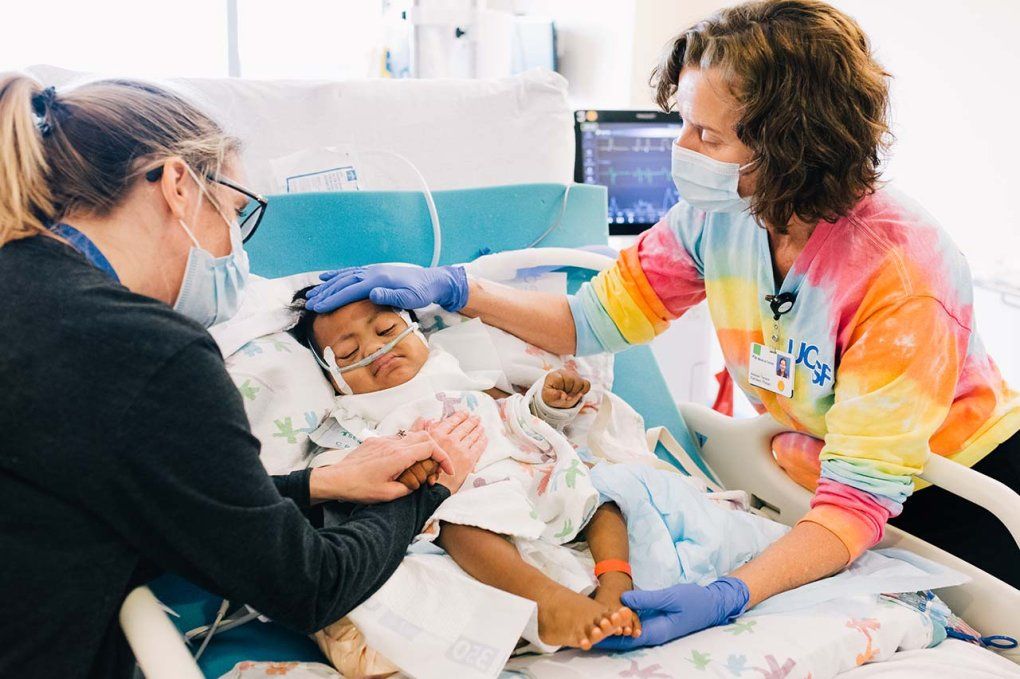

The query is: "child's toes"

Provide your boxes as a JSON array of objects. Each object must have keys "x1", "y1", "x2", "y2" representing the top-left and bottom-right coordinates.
[
  {"x1": 597, "y1": 615, "x2": 617, "y2": 635},
  {"x1": 608, "y1": 608, "x2": 628, "y2": 631},
  {"x1": 626, "y1": 609, "x2": 642, "y2": 637},
  {"x1": 596, "y1": 615, "x2": 621, "y2": 644}
]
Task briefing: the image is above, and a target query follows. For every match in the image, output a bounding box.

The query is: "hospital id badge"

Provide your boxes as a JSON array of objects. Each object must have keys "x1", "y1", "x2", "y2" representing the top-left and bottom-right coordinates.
[{"x1": 748, "y1": 342, "x2": 795, "y2": 397}]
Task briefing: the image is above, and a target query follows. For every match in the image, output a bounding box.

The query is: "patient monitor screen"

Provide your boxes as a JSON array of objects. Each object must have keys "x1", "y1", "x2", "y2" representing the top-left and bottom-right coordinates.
[{"x1": 575, "y1": 111, "x2": 683, "y2": 236}]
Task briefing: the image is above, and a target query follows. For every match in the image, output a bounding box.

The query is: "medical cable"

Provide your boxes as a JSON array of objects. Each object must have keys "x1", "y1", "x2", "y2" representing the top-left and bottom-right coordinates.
[
  {"x1": 190, "y1": 598, "x2": 229, "y2": 661},
  {"x1": 525, "y1": 183, "x2": 574, "y2": 249},
  {"x1": 944, "y1": 628, "x2": 1018, "y2": 649},
  {"x1": 185, "y1": 604, "x2": 265, "y2": 656},
  {"x1": 361, "y1": 149, "x2": 442, "y2": 267}
]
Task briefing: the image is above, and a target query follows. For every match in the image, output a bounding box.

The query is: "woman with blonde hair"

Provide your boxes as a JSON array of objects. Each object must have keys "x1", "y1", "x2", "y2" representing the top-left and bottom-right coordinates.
[{"x1": 0, "y1": 76, "x2": 486, "y2": 676}]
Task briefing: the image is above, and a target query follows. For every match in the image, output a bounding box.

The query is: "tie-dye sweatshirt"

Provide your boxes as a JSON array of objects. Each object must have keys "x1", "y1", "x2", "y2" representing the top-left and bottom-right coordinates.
[{"x1": 569, "y1": 188, "x2": 1020, "y2": 559}]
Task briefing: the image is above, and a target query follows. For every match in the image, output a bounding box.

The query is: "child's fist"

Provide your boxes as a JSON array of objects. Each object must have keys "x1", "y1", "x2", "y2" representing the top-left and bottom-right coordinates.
[
  {"x1": 542, "y1": 368, "x2": 591, "y2": 409},
  {"x1": 396, "y1": 459, "x2": 441, "y2": 490}
]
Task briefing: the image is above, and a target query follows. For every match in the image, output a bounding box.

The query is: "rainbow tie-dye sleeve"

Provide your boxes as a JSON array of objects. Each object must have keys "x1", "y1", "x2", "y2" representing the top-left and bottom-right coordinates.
[
  {"x1": 802, "y1": 296, "x2": 966, "y2": 557},
  {"x1": 570, "y1": 218, "x2": 706, "y2": 356}
]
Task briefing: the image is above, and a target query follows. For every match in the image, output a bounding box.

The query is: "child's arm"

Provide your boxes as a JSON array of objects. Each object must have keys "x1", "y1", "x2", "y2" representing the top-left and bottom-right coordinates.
[
  {"x1": 484, "y1": 387, "x2": 511, "y2": 400},
  {"x1": 527, "y1": 368, "x2": 591, "y2": 429}
]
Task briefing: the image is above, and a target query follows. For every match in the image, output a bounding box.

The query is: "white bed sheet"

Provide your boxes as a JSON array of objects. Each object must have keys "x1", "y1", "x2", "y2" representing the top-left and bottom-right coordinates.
[
  {"x1": 499, "y1": 593, "x2": 1006, "y2": 679},
  {"x1": 218, "y1": 633, "x2": 1020, "y2": 679},
  {"x1": 841, "y1": 639, "x2": 1019, "y2": 678}
]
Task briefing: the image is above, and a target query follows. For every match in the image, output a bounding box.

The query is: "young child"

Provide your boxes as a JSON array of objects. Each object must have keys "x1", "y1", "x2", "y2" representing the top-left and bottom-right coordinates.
[{"x1": 291, "y1": 292, "x2": 641, "y2": 651}]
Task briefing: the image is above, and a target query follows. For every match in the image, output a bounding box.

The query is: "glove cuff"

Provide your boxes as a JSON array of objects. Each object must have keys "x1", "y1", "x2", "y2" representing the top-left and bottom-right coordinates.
[
  {"x1": 708, "y1": 576, "x2": 751, "y2": 623},
  {"x1": 438, "y1": 265, "x2": 469, "y2": 312}
]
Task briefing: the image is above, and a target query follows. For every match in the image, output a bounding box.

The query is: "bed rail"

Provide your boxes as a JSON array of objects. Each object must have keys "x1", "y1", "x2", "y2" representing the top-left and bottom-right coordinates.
[{"x1": 120, "y1": 586, "x2": 202, "y2": 678}]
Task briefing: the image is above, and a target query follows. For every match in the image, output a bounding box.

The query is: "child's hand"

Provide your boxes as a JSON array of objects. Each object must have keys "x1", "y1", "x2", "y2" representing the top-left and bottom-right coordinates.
[
  {"x1": 542, "y1": 368, "x2": 591, "y2": 409},
  {"x1": 396, "y1": 459, "x2": 441, "y2": 490}
]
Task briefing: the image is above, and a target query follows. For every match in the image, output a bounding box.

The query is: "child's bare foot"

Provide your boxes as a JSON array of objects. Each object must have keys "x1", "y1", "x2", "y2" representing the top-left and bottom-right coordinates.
[
  {"x1": 593, "y1": 573, "x2": 642, "y2": 638},
  {"x1": 536, "y1": 586, "x2": 625, "y2": 650}
]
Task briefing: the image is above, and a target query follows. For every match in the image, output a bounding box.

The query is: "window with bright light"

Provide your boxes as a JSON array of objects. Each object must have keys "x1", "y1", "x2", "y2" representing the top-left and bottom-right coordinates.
[
  {"x1": 1, "y1": 0, "x2": 385, "y2": 80},
  {"x1": 2, "y1": 1, "x2": 228, "y2": 78},
  {"x1": 237, "y1": 0, "x2": 384, "y2": 80}
]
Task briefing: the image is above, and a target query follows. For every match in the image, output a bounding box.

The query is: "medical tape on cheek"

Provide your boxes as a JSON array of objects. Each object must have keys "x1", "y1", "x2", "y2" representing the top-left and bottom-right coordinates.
[
  {"x1": 394, "y1": 309, "x2": 428, "y2": 346},
  {"x1": 308, "y1": 340, "x2": 353, "y2": 395}
]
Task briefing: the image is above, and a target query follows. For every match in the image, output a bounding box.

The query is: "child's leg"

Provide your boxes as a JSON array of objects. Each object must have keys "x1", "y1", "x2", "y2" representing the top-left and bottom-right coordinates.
[
  {"x1": 584, "y1": 502, "x2": 641, "y2": 637},
  {"x1": 438, "y1": 523, "x2": 625, "y2": 650}
]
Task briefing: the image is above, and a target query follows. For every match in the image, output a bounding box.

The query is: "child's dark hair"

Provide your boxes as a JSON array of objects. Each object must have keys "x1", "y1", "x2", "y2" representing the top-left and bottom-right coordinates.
[{"x1": 288, "y1": 285, "x2": 318, "y2": 349}]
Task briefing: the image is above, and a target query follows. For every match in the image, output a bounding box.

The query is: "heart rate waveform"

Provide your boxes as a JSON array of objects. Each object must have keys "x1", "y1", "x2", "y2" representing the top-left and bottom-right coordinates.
[
  {"x1": 580, "y1": 122, "x2": 681, "y2": 229},
  {"x1": 609, "y1": 186, "x2": 679, "y2": 225},
  {"x1": 596, "y1": 136, "x2": 674, "y2": 154},
  {"x1": 601, "y1": 165, "x2": 672, "y2": 186}
]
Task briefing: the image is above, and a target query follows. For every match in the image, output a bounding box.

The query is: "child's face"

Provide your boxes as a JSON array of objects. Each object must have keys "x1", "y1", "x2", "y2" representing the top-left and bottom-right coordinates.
[{"x1": 312, "y1": 299, "x2": 430, "y2": 394}]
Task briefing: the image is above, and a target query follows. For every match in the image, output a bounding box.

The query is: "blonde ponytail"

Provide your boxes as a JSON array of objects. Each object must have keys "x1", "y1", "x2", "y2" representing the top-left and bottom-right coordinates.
[
  {"x1": 0, "y1": 73, "x2": 238, "y2": 250},
  {"x1": 0, "y1": 74, "x2": 54, "y2": 246}
]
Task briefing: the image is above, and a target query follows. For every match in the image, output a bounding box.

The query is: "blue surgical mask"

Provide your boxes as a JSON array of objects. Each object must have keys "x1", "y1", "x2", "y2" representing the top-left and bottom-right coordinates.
[
  {"x1": 173, "y1": 174, "x2": 250, "y2": 328},
  {"x1": 671, "y1": 143, "x2": 753, "y2": 213}
]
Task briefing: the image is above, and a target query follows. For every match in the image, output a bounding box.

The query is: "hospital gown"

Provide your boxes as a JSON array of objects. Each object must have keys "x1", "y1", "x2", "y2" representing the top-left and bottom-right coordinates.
[{"x1": 310, "y1": 348, "x2": 601, "y2": 548}]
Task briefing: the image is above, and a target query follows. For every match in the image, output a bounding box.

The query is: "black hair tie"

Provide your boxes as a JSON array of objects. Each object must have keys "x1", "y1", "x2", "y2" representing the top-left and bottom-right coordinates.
[{"x1": 31, "y1": 86, "x2": 58, "y2": 138}]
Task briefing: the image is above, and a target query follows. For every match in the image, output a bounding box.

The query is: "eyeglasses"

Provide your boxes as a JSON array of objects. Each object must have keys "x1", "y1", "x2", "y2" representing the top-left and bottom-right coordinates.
[
  {"x1": 145, "y1": 165, "x2": 269, "y2": 243},
  {"x1": 210, "y1": 174, "x2": 268, "y2": 243}
]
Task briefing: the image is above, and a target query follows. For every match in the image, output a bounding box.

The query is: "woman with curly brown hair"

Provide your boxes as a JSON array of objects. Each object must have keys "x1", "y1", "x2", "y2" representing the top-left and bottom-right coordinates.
[{"x1": 305, "y1": 0, "x2": 1019, "y2": 647}]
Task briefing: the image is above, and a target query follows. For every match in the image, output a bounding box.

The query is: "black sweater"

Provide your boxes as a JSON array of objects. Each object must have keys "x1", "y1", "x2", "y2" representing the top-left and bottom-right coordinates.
[{"x1": 0, "y1": 236, "x2": 449, "y2": 678}]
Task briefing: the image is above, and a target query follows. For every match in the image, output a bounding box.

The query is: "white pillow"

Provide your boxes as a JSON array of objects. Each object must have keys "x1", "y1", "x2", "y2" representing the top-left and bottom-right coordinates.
[
  {"x1": 212, "y1": 273, "x2": 334, "y2": 475},
  {"x1": 26, "y1": 65, "x2": 574, "y2": 195},
  {"x1": 224, "y1": 330, "x2": 335, "y2": 475}
]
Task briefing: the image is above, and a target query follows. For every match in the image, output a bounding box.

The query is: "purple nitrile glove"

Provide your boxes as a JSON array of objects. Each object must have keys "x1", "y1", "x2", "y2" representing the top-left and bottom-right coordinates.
[
  {"x1": 304, "y1": 264, "x2": 469, "y2": 313},
  {"x1": 595, "y1": 576, "x2": 750, "y2": 651}
]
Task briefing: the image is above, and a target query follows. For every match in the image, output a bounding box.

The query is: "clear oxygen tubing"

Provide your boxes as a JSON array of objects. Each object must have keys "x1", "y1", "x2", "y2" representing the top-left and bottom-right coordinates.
[
  {"x1": 360, "y1": 149, "x2": 442, "y2": 267},
  {"x1": 525, "y1": 183, "x2": 574, "y2": 249}
]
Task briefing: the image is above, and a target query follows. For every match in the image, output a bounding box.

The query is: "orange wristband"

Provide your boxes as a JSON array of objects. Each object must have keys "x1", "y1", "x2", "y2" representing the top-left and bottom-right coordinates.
[{"x1": 594, "y1": 559, "x2": 632, "y2": 578}]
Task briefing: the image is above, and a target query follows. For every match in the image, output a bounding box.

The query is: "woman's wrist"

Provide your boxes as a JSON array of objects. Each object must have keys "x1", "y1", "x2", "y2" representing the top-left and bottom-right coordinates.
[
  {"x1": 309, "y1": 466, "x2": 346, "y2": 503},
  {"x1": 438, "y1": 265, "x2": 469, "y2": 312}
]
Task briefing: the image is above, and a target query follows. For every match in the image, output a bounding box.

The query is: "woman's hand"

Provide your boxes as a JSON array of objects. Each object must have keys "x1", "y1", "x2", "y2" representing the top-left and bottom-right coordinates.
[
  {"x1": 413, "y1": 412, "x2": 487, "y2": 493},
  {"x1": 594, "y1": 577, "x2": 749, "y2": 650},
  {"x1": 309, "y1": 432, "x2": 455, "y2": 503},
  {"x1": 304, "y1": 264, "x2": 469, "y2": 313}
]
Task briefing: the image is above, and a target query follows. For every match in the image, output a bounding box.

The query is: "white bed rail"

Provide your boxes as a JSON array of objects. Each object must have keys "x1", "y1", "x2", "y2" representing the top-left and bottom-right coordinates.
[
  {"x1": 679, "y1": 402, "x2": 1020, "y2": 663},
  {"x1": 119, "y1": 586, "x2": 202, "y2": 678}
]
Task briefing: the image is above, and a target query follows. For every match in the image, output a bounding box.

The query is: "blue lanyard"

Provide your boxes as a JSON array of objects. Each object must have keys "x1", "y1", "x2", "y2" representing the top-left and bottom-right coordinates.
[{"x1": 50, "y1": 223, "x2": 120, "y2": 284}]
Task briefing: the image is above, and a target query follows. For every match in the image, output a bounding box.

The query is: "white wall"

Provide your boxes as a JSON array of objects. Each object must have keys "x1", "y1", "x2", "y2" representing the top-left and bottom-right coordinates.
[
  {"x1": 501, "y1": 0, "x2": 638, "y2": 108},
  {"x1": 629, "y1": 0, "x2": 729, "y2": 108},
  {"x1": 3, "y1": 0, "x2": 227, "y2": 78},
  {"x1": 830, "y1": 0, "x2": 1020, "y2": 282}
]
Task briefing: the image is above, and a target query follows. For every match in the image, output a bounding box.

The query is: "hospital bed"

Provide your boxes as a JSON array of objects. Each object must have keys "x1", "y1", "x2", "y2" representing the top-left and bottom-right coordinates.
[{"x1": 115, "y1": 182, "x2": 1020, "y2": 678}]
